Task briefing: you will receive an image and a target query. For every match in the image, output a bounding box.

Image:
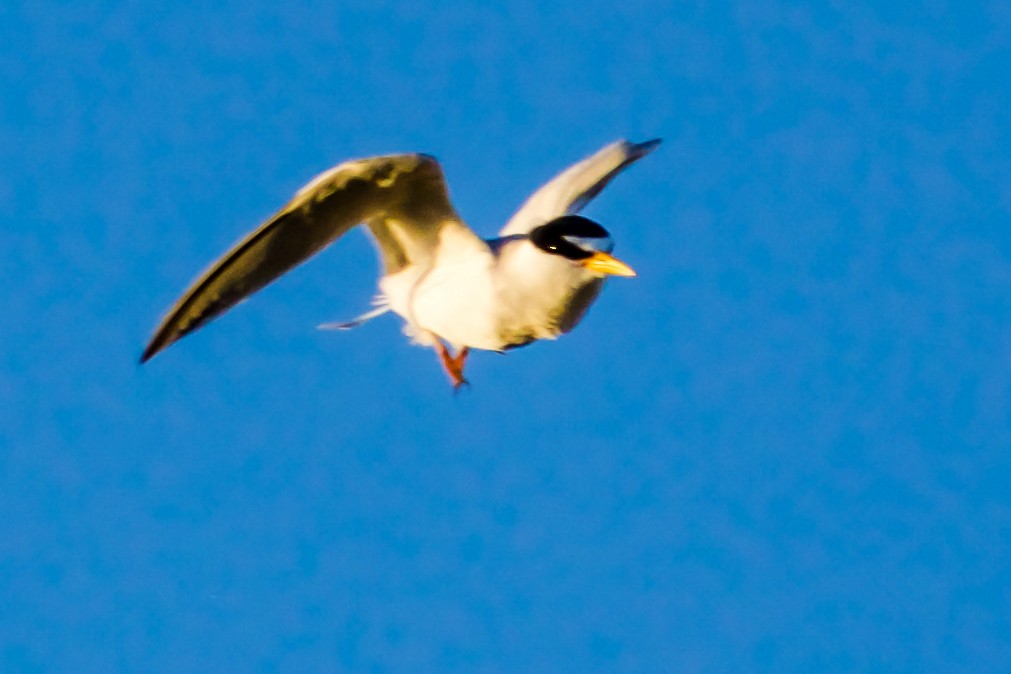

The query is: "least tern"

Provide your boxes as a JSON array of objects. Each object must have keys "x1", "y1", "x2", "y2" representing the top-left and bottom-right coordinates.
[{"x1": 141, "y1": 138, "x2": 660, "y2": 388}]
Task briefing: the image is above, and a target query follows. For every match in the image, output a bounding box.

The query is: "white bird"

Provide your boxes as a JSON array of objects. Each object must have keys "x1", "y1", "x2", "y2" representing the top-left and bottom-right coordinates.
[{"x1": 141, "y1": 138, "x2": 661, "y2": 388}]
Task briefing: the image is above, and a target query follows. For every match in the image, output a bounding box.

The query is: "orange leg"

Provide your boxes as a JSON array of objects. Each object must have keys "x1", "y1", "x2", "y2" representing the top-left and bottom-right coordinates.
[{"x1": 434, "y1": 342, "x2": 470, "y2": 390}]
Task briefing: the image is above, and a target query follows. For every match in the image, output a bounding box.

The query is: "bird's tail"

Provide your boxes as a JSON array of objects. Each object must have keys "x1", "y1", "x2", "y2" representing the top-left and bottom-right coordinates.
[{"x1": 317, "y1": 297, "x2": 391, "y2": 331}]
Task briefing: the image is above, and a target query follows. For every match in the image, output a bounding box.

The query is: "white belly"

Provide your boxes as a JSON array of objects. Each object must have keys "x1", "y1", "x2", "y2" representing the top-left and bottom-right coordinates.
[{"x1": 408, "y1": 254, "x2": 503, "y2": 350}]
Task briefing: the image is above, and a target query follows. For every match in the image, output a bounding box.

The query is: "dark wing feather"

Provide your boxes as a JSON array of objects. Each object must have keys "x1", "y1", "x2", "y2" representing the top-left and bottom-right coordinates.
[{"x1": 141, "y1": 153, "x2": 458, "y2": 362}]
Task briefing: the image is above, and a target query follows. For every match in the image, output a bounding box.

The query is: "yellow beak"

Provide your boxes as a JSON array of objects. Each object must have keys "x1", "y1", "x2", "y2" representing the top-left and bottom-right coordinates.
[{"x1": 580, "y1": 251, "x2": 637, "y2": 277}]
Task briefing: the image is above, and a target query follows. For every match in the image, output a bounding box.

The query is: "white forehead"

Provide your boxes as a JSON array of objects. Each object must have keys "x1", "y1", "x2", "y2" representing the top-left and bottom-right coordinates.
[{"x1": 562, "y1": 234, "x2": 615, "y2": 254}]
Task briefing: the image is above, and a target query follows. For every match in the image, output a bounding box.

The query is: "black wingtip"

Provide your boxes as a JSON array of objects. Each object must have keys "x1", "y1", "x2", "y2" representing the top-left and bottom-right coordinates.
[
  {"x1": 139, "y1": 339, "x2": 163, "y2": 365},
  {"x1": 632, "y1": 138, "x2": 663, "y2": 155}
]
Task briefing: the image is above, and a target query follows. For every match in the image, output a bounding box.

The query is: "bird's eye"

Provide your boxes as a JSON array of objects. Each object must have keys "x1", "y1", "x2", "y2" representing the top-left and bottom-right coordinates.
[{"x1": 530, "y1": 215, "x2": 613, "y2": 261}]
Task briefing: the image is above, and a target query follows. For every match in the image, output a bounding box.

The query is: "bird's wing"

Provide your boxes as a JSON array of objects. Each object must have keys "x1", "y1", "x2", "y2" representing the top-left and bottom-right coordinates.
[
  {"x1": 141, "y1": 153, "x2": 469, "y2": 362},
  {"x1": 498, "y1": 138, "x2": 661, "y2": 237}
]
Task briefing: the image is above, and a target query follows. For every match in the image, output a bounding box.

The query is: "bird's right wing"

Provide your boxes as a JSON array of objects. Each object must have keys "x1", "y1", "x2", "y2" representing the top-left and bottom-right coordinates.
[
  {"x1": 141, "y1": 153, "x2": 463, "y2": 362},
  {"x1": 498, "y1": 138, "x2": 661, "y2": 237}
]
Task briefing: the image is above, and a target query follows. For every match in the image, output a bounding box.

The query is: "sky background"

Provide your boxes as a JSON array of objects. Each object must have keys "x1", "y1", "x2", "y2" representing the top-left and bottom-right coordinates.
[{"x1": 3, "y1": 1, "x2": 1011, "y2": 672}]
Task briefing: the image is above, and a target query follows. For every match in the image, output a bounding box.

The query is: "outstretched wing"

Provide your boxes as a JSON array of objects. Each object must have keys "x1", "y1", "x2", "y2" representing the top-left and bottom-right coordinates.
[
  {"x1": 141, "y1": 153, "x2": 463, "y2": 362},
  {"x1": 498, "y1": 138, "x2": 661, "y2": 237}
]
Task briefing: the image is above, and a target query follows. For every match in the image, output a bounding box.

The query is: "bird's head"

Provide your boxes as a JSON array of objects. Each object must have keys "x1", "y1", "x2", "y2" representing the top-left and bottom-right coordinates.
[{"x1": 529, "y1": 215, "x2": 636, "y2": 277}]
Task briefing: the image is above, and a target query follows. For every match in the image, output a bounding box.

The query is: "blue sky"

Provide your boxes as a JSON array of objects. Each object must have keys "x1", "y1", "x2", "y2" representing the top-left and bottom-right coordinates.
[{"x1": 3, "y1": 1, "x2": 1011, "y2": 672}]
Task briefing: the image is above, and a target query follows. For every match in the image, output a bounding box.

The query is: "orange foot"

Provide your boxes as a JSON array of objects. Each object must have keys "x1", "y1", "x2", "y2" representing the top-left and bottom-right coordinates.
[{"x1": 435, "y1": 342, "x2": 470, "y2": 391}]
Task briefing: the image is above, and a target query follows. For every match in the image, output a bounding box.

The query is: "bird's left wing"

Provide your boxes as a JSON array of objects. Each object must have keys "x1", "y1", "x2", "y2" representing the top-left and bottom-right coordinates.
[
  {"x1": 498, "y1": 138, "x2": 661, "y2": 237},
  {"x1": 141, "y1": 153, "x2": 460, "y2": 362}
]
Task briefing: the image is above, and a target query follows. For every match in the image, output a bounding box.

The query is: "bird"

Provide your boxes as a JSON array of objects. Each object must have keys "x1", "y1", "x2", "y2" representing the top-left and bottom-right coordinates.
[{"x1": 140, "y1": 138, "x2": 661, "y2": 388}]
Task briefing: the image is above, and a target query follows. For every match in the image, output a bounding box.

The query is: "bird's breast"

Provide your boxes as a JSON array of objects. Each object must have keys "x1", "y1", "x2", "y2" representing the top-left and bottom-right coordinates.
[{"x1": 404, "y1": 241, "x2": 604, "y2": 351}]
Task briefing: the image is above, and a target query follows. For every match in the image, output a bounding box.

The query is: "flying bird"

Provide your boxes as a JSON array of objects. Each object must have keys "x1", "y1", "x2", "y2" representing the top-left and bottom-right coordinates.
[{"x1": 141, "y1": 138, "x2": 661, "y2": 388}]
